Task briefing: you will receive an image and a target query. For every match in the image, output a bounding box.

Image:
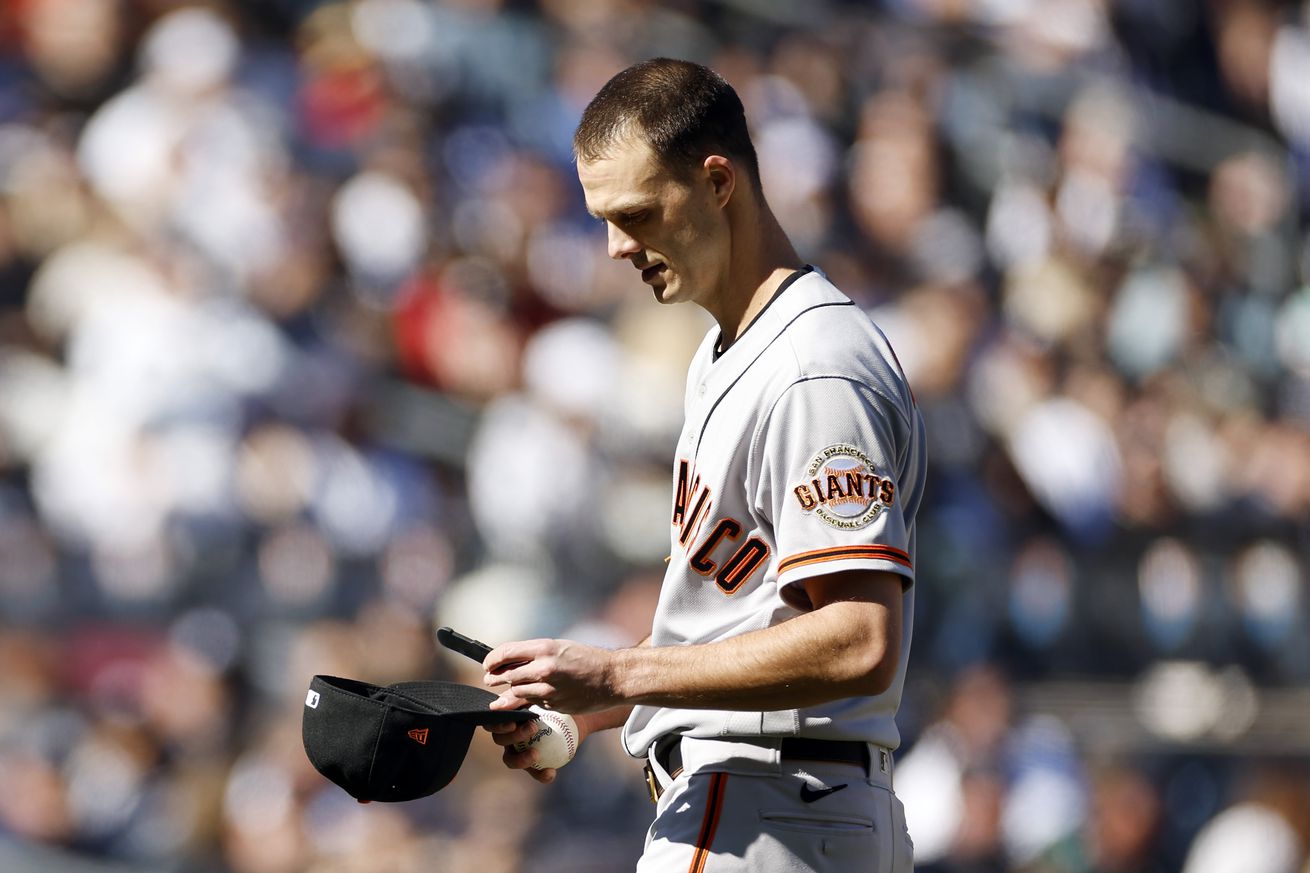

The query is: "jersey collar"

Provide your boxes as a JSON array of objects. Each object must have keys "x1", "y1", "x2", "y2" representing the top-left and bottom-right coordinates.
[
  {"x1": 688, "y1": 267, "x2": 855, "y2": 434},
  {"x1": 712, "y1": 265, "x2": 815, "y2": 362},
  {"x1": 709, "y1": 265, "x2": 852, "y2": 373}
]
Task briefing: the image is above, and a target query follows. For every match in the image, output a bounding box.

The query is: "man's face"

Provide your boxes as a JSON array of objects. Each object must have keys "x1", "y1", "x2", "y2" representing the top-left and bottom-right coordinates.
[{"x1": 577, "y1": 136, "x2": 726, "y2": 307}]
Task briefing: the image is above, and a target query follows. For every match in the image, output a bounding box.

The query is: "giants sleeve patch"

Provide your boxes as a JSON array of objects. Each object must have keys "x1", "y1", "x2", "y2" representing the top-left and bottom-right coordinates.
[{"x1": 791, "y1": 444, "x2": 895, "y2": 530}]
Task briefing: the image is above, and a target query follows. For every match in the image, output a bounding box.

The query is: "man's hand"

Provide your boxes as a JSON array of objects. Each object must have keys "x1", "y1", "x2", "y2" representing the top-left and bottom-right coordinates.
[
  {"x1": 484, "y1": 708, "x2": 627, "y2": 783},
  {"x1": 484, "y1": 720, "x2": 560, "y2": 784},
  {"x1": 483, "y1": 638, "x2": 619, "y2": 714},
  {"x1": 481, "y1": 639, "x2": 640, "y2": 784}
]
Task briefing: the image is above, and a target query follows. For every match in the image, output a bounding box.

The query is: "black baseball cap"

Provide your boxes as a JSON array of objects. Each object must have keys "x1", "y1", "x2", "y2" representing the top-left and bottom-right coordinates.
[{"x1": 302, "y1": 674, "x2": 536, "y2": 802}]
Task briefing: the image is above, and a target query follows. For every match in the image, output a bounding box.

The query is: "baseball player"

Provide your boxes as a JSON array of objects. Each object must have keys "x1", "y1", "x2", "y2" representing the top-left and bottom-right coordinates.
[{"x1": 483, "y1": 58, "x2": 921, "y2": 872}]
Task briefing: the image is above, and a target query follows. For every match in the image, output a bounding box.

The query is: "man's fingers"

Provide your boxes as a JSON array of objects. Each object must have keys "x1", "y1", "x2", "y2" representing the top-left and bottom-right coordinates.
[
  {"x1": 484, "y1": 721, "x2": 526, "y2": 736},
  {"x1": 486, "y1": 676, "x2": 556, "y2": 707},
  {"x1": 484, "y1": 659, "x2": 528, "y2": 678},
  {"x1": 483, "y1": 659, "x2": 544, "y2": 690},
  {"x1": 501, "y1": 744, "x2": 538, "y2": 770},
  {"x1": 489, "y1": 689, "x2": 528, "y2": 711},
  {"x1": 482, "y1": 644, "x2": 517, "y2": 673},
  {"x1": 499, "y1": 745, "x2": 557, "y2": 783},
  {"x1": 484, "y1": 666, "x2": 522, "y2": 688},
  {"x1": 485, "y1": 721, "x2": 539, "y2": 747},
  {"x1": 484, "y1": 640, "x2": 547, "y2": 675}
]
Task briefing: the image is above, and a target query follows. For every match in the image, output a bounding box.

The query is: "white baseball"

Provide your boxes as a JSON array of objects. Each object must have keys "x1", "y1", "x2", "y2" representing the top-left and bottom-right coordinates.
[{"x1": 513, "y1": 706, "x2": 579, "y2": 770}]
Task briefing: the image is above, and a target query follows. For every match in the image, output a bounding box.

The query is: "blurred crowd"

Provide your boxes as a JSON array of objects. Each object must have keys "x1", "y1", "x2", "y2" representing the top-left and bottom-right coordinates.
[{"x1": 0, "y1": 0, "x2": 1308, "y2": 871}]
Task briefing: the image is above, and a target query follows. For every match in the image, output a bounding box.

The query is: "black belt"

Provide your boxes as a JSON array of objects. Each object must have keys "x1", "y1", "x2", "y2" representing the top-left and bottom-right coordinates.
[{"x1": 645, "y1": 736, "x2": 870, "y2": 802}]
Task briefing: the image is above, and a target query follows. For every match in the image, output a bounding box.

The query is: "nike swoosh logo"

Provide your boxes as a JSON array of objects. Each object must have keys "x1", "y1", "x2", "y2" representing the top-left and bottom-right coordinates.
[{"x1": 799, "y1": 783, "x2": 848, "y2": 803}]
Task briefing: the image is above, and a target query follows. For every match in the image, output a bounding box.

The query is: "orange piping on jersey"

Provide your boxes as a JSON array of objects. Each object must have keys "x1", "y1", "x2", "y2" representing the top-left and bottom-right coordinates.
[
  {"x1": 688, "y1": 772, "x2": 727, "y2": 873},
  {"x1": 778, "y1": 544, "x2": 912, "y2": 574}
]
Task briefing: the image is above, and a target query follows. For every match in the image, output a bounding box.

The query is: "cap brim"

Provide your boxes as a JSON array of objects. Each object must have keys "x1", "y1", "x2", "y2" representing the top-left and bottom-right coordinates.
[{"x1": 387, "y1": 680, "x2": 538, "y2": 725}]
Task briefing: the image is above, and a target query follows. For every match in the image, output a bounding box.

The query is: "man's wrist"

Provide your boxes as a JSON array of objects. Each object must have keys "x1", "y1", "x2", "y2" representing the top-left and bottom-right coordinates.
[
  {"x1": 610, "y1": 642, "x2": 652, "y2": 702},
  {"x1": 572, "y1": 711, "x2": 606, "y2": 740}
]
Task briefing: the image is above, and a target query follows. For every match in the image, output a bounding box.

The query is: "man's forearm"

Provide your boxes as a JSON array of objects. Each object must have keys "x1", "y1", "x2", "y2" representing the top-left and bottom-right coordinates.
[
  {"x1": 611, "y1": 598, "x2": 899, "y2": 711},
  {"x1": 485, "y1": 577, "x2": 900, "y2": 716}
]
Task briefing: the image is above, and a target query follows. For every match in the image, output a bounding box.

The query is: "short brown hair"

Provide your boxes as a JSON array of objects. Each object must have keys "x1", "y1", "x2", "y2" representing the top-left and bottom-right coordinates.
[{"x1": 574, "y1": 58, "x2": 761, "y2": 188}]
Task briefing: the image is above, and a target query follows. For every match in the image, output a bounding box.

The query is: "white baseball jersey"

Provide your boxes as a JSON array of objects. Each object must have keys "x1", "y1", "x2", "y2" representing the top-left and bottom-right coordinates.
[{"x1": 622, "y1": 266, "x2": 925, "y2": 758}]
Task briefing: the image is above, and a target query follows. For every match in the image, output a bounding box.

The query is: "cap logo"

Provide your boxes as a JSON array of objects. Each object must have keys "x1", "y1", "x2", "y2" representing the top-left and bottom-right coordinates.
[
  {"x1": 305, "y1": 690, "x2": 320, "y2": 709},
  {"x1": 792, "y1": 444, "x2": 894, "y2": 530},
  {"x1": 408, "y1": 728, "x2": 429, "y2": 745}
]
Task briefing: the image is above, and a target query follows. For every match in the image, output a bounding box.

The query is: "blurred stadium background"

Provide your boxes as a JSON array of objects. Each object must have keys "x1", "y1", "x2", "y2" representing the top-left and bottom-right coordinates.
[{"x1": 1, "y1": 0, "x2": 1309, "y2": 871}]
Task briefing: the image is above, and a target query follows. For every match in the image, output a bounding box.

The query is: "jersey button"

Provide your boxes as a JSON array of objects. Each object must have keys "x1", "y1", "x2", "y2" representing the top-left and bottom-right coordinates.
[{"x1": 697, "y1": 384, "x2": 707, "y2": 398}]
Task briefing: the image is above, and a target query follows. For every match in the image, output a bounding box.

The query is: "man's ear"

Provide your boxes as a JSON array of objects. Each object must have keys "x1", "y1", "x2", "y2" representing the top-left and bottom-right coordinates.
[{"x1": 703, "y1": 155, "x2": 736, "y2": 208}]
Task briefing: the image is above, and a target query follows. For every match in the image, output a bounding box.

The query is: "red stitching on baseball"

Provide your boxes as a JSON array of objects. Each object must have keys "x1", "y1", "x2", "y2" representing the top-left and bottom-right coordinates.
[{"x1": 558, "y1": 714, "x2": 577, "y2": 759}]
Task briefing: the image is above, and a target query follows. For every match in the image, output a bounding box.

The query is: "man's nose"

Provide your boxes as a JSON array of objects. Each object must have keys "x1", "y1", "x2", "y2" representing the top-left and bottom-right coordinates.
[{"x1": 607, "y1": 222, "x2": 641, "y2": 260}]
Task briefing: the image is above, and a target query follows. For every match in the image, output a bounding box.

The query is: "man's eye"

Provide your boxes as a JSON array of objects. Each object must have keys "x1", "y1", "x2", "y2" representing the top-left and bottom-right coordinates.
[{"x1": 620, "y1": 211, "x2": 647, "y2": 225}]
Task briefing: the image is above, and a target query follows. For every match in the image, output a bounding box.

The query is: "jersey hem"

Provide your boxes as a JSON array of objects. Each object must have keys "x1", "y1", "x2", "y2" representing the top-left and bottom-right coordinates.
[
  {"x1": 776, "y1": 555, "x2": 915, "y2": 594},
  {"x1": 780, "y1": 544, "x2": 911, "y2": 573}
]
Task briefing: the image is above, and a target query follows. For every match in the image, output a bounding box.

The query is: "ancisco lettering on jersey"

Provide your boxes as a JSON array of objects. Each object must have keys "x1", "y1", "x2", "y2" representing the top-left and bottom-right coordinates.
[{"x1": 672, "y1": 460, "x2": 770, "y2": 594}]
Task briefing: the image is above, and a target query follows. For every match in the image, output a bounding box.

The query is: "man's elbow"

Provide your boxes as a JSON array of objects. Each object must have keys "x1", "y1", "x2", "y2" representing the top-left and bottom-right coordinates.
[
  {"x1": 829, "y1": 624, "x2": 898, "y2": 696},
  {"x1": 808, "y1": 572, "x2": 904, "y2": 698},
  {"x1": 850, "y1": 641, "x2": 899, "y2": 696}
]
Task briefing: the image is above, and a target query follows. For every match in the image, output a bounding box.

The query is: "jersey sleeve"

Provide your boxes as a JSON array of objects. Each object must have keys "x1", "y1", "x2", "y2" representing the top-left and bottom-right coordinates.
[{"x1": 752, "y1": 376, "x2": 915, "y2": 597}]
